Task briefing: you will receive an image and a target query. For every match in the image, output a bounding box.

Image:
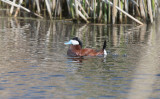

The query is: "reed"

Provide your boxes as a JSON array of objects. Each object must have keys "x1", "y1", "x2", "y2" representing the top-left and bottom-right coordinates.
[
  {"x1": 107, "y1": 1, "x2": 111, "y2": 24},
  {"x1": 112, "y1": 0, "x2": 117, "y2": 24},
  {"x1": 0, "y1": 0, "x2": 159, "y2": 24}
]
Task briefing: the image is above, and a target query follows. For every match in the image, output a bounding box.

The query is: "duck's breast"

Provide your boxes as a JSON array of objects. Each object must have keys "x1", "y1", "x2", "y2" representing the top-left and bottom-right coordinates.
[{"x1": 67, "y1": 49, "x2": 79, "y2": 57}]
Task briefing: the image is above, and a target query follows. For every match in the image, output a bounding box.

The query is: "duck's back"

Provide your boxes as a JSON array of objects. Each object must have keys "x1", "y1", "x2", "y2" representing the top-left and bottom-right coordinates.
[{"x1": 80, "y1": 48, "x2": 103, "y2": 56}]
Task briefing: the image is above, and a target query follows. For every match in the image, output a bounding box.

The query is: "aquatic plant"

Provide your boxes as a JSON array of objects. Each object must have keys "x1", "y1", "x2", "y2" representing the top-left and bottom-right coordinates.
[{"x1": 0, "y1": 0, "x2": 159, "y2": 24}]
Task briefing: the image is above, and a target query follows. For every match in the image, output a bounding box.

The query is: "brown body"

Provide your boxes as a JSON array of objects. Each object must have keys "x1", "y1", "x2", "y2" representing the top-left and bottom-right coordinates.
[{"x1": 67, "y1": 45, "x2": 104, "y2": 57}]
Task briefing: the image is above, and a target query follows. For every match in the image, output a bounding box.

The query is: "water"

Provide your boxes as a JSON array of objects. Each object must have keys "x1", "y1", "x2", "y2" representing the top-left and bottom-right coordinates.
[{"x1": 0, "y1": 16, "x2": 160, "y2": 99}]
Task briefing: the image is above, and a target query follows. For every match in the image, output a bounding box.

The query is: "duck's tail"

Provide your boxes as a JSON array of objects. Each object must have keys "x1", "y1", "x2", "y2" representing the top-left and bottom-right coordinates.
[
  {"x1": 102, "y1": 40, "x2": 106, "y2": 50},
  {"x1": 102, "y1": 40, "x2": 107, "y2": 58}
]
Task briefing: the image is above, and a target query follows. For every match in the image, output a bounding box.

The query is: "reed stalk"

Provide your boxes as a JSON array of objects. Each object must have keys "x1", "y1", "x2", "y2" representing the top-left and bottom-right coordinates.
[
  {"x1": 35, "y1": 0, "x2": 40, "y2": 14},
  {"x1": 147, "y1": 0, "x2": 153, "y2": 23},
  {"x1": 43, "y1": 0, "x2": 46, "y2": 18},
  {"x1": 108, "y1": 0, "x2": 111, "y2": 24},
  {"x1": 104, "y1": 2, "x2": 107, "y2": 23},
  {"x1": 139, "y1": 0, "x2": 146, "y2": 20},
  {"x1": 135, "y1": 0, "x2": 140, "y2": 17},
  {"x1": 143, "y1": 0, "x2": 148, "y2": 19},
  {"x1": 59, "y1": 1, "x2": 62, "y2": 19},
  {"x1": 52, "y1": 0, "x2": 56, "y2": 11},
  {"x1": 10, "y1": 0, "x2": 16, "y2": 15},
  {"x1": 151, "y1": 0, "x2": 155, "y2": 17},
  {"x1": 154, "y1": 0, "x2": 158, "y2": 12},
  {"x1": 32, "y1": 0, "x2": 36, "y2": 12},
  {"x1": 70, "y1": 0, "x2": 75, "y2": 18},
  {"x1": 82, "y1": 0, "x2": 85, "y2": 10},
  {"x1": 98, "y1": 1, "x2": 102, "y2": 23},
  {"x1": 66, "y1": 0, "x2": 71, "y2": 15},
  {"x1": 124, "y1": 0, "x2": 128, "y2": 23},
  {"x1": 93, "y1": 0, "x2": 96, "y2": 21},
  {"x1": 112, "y1": 0, "x2": 117, "y2": 24},
  {"x1": 14, "y1": 0, "x2": 23, "y2": 17},
  {"x1": 74, "y1": 0, "x2": 79, "y2": 19},
  {"x1": 45, "y1": 0, "x2": 52, "y2": 19},
  {"x1": 118, "y1": 0, "x2": 123, "y2": 23}
]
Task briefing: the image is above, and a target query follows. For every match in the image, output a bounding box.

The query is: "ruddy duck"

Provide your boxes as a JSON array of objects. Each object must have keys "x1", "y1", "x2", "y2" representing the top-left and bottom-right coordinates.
[{"x1": 64, "y1": 37, "x2": 107, "y2": 58}]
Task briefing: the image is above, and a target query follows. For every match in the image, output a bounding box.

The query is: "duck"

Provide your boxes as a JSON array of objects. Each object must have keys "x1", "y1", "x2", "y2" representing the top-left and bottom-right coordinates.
[{"x1": 64, "y1": 37, "x2": 107, "y2": 58}]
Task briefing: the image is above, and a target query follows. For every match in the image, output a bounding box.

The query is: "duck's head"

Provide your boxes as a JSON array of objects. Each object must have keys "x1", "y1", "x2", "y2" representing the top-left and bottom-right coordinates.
[{"x1": 64, "y1": 37, "x2": 82, "y2": 48}]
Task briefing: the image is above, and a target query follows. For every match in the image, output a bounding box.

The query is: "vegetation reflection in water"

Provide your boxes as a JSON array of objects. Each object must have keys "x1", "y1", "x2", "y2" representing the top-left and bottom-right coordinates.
[{"x1": 0, "y1": 17, "x2": 160, "y2": 98}]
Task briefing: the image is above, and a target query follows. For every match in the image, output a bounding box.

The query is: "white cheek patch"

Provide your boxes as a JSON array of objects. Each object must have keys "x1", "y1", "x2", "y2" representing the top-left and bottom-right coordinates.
[{"x1": 71, "y1": 40, "x2": 79, "y2": 45}]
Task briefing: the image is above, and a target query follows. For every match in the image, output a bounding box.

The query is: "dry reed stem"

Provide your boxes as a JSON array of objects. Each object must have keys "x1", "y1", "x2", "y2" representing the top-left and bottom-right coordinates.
[
  {"x1": 10, "y1": 0, "x2": 16, "y2": 15},
  {"x1": 147, "y1": 0, "x2": 153, "y2": 23},
  {"x1": 14, "y1": 0, "x2": 23, "y2": 17}
]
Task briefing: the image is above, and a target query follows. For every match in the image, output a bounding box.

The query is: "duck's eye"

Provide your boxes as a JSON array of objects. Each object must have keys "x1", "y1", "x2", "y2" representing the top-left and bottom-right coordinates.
[{"x1": 71, "y1": 40, "x2": 79, "y2": 45}]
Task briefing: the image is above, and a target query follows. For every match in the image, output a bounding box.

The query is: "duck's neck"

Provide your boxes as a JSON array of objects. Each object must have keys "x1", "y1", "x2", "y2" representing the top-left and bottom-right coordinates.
[{"x1": 69, "y1": 45, "x2": 82, "y2": 51}]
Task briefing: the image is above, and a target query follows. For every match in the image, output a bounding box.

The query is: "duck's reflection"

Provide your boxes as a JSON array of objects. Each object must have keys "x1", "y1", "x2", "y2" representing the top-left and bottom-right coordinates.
[
  {"x1": 67, "y1": 57, "x2": 85, "y2": 63},
  {"x1": 67, "y1": 56, "x2": 107, "y2": 63}
]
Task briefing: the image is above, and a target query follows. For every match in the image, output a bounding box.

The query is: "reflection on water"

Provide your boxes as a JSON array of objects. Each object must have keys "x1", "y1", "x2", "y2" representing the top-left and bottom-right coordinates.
[{"x1": 0, "y1": 16, "x2": 160, "y2": 99}]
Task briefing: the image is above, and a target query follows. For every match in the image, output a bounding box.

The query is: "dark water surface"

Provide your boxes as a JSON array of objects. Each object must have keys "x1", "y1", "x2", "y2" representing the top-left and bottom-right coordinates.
[{"x1": 0, "y1": 17, "x2": 160, "y2": 99}]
